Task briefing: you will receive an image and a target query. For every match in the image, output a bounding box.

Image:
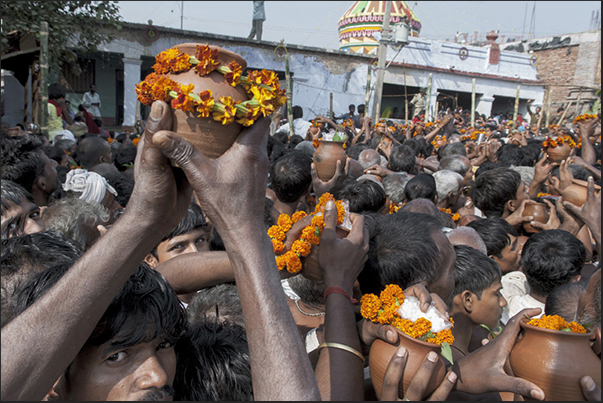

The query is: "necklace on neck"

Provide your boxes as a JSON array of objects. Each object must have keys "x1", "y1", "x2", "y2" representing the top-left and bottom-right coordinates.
[{"x1": 294, "y1": 299, "x2": 325, "y2": 317}]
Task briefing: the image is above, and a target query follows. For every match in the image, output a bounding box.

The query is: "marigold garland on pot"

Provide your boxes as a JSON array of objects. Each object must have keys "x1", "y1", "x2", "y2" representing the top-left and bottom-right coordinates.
[
  {"x1": 439, "y1": 208, "x2": 460, "y2": 222},
  {"x1": 135, "y1": 44, "x2": 286, "y2": 127},
  {"x1": 527, "y1": 314, "x2": 587, "y2": 333},
  {"x1": 267, "y1": 192, "x2": 346, "y2": 274},
  {"x1": 573, "y1": 113, "x2": 598, "y2": 124},
  {"x1": 542, "y1": 135, "x2": 581, "y2": 150}
]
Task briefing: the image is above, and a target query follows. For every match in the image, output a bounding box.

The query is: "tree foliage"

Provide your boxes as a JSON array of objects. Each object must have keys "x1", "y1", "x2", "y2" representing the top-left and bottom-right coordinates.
[{"x1": 1, "y1": 1, "x2": 123, "y2": 74}]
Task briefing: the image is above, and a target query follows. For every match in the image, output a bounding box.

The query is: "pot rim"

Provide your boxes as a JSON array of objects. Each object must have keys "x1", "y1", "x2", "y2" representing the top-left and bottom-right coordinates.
[
  {"x1": 519, "y1": 317, "x2": 594, "y2": 338},
  {"x1": 394, "y1": 327, "x2": 445, "y2": 349},
  {"x1": 317, "y1": 139, "x2": 346, "y2": 144}
]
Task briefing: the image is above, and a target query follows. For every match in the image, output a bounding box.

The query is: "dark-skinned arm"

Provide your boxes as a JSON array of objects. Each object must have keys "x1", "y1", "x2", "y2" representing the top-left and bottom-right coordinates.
[
  {"x1": 1, "y1": 101, "x2": 192, "y2": 401},
  {"x1": 314, "y1": 204, "x2": 369, "y2": 400},
  {"x1": 153, "y1": 113, "x2": 321, "y2": 400}
]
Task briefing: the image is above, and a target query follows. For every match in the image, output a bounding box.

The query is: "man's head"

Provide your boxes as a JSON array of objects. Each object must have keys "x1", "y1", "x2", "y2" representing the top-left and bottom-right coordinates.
[
  {"x1": 336, "y1": 178, "x2": 386, "y2": 214},
  {"x1": 359, "y1": 212, "x2": 456, "y2": 303},
  {"x1": 473, "y1": 167, "x2": 528, "y2": 218},
  {"x1": 446, "y1": 226, "x2": 488, "y2": 255},
  {"x1": 48, "y1": 83, "x2": 67, "y2": 101},
  {"x1": 1, "y1": 180, "x2": 45, "y2": 240},
  {"x1": 292, "y1": 105, "x2": 304, "y2": 120},
  {"x1": 438, "y1": 155, "x2": 472, "y2": 186},
  {"x1": 145, "y1": 202, "x2": 208, "y2": 267},
  {"x1": 348, "y1": 104, "x2": 355, "y2": 114},
  {"x1": 545, "y1": 280, "x2": 588, "y2": 322},
  {"x1": 382, "y1": 172, "x2": 412, "y2": 205},
  {"x1": 16, "y1": 262, "x2": 186, "y2": 401},
  {"x1": 451, "y1": 244, "x2": 505, "y2": 328},
  {"x1": 187, "y1": 283, "x2": 244, "y2": 329},
  {"x1": 357, "y1": 104, "x2": 366, "y2": 115},
  {"x1": 388, "y1": 144, "x2": 417, "y2": 174},
  {"x1": 358, "y1": 149, "x2": 382, "y2": 170},
  {"x1": 467, "y1": 217, "x2": 521, "y2": 275},
  {"x1": 577, "y1": 270, "x2": 601, "y2": 355},
  {"x1": 521, "y1": 230, "x2": 585, "y2": 298},
  {"x1": 89, "y1": 84, "x2": 96, "y2": 94},
  {"x1": 75, "y1": 136, "x2": 112, "y2": 170},
  {"x1": 433, "y1": 170, "x2": 463, "y2": 209},
  {"x1": 269, "y1": 150, "x2": 313, "y2": 204},
  {"x1": 403, "y1": 173, "x2": 437, "y2": 204},
  {"x1": 1, "y1": 134, "x2": 58, "y2": 205}
]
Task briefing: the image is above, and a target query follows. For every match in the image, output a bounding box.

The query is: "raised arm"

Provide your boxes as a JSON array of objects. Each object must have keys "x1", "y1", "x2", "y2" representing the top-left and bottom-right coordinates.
[
  {"x1": 1, "y1": 101, "x2": 192, "y2": 401},
  {"x1": 153, "y1": 114, "x2": 321, "y2": 400}
]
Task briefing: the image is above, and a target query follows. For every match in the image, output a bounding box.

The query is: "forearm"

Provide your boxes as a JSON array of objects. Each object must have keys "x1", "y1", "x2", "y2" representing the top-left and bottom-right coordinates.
[
  {"x1": 425, "y1": 125, "x2": 443, "y2": 142},
  {"x1": 155, "y1": 251, "x2": 234, "y2": 294},
  {"x1": 221, "y1": 227, "x2": 320, "y2": 400},
  {"x1": 1, "y1": 213, "x2": 161, "y2": 401},
  {"x1": 315, "y1": 293, "x2": 364, "y2": 400},
  {"x1": 528, "y1": 179, "x2": 545, "y2": 199},
  {"x1": 579, "y1": 133, "x2": 596, "y2": 165}
]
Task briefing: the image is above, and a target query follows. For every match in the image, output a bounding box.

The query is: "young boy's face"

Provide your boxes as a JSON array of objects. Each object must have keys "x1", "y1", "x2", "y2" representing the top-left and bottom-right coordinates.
[
  {"x1": 155, "y1": 227, "x2": 209, "y2": 264},
  {"x1": 471, "y1": 279, "x2": 507, "y2": 330}
]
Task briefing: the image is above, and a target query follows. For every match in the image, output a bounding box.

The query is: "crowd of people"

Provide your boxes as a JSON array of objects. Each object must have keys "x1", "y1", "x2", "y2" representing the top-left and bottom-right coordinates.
[{"x1": 1, "y1": 74, "x2": 601, "y2": 401}]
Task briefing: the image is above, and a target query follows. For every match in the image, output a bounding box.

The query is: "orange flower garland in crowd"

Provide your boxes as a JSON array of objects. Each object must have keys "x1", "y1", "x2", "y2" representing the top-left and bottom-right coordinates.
[
  {"x1": 360, "y1": 284, "x2": 455, "y2": 346},
  {"x1": 268, "y1": 193, "x2": 346, "y2": 274},
  {"x1": 573, "y1": 113, "x2": 598, "y2": 124},
  {"x1": 342, "y1": 119, "x2": 354, "y2": 128},
  {"x1": 527, "y1": 314, "x2": 587, "y2": 333},
  {"x1": 542, "y1": 134, "x2": 581, "y2": 150},
  {"x1": 431, "y1": 135, "x2": 446, "y2": 148},
  {"x1": 439, "y1": 208, "x2": 460, "y2": 222},
  {"x1": 388, "y1": 203, "x2": 401, "y2": 214},
  {"x1": 135, "y1": 44, "x2": 287, "y2": 127}
]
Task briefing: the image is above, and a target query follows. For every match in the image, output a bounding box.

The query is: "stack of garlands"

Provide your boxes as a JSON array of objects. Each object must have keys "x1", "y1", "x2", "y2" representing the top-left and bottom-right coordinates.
[
  {"x1": 361, "y1": 284, "x2": 454, "y2": 362},
  {"x1": 342, "y1": 119, "x2": 354, "y2": 128},
  {"x1": 542, "y1": 135, "x2": 581, "y2": 150},
  {"x1": 135, "y1": 44, "x2": 286, "y2": 126},
  {"x1": 527, "y1": 314, "x2": 587, "y2": 333},
  {"x1": 268, "y1": 193, "x2": 346, "y2": 274},
  {"x1": 439, "y1": 208, "x2": 460, "y2": 222},
  {"x1": 573, "y1": 113, "x2": 598, "y2": 124},
  {"x1": 431, "y1": 135, "x2": 446, "y2": 148}
]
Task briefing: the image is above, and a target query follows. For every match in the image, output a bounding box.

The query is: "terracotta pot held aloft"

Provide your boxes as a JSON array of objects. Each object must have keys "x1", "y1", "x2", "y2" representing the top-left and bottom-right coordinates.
[
  {"x1": 522, "y1": 202, "x2": 549, "y2": 234},
  {"x1": 546, "y1": 143, "x2": 571, "y2": 163},
  {"x1": 313, "y1": 140, "x2": 347, "y2": 181},
  {"x1": 561, "y1": 179, "x2": 601, "y2": 207}
]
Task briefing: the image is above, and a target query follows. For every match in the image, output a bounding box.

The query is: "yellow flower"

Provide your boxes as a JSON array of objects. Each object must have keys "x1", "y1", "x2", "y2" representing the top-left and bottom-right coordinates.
[
  {"x1": 224, "y1": 61, "x2": 243, "y2": 87},
  {"x1": 568, "y1": 321, "x2": 587, "y2": 333},
  {"x1": 277, "y1": 214, "x2": 293, "y2": 233},
  {"x1": 412, "y1": 317, "x2": 432, "y2": 339},
  {"x1": 284, "y1": 250, "x2": 302, "y2": 273},
  {"x1": 212, "y1": 96, "x2": 237, "y2": 125},
  {"x1": 195, "y1": 90, "x2": 215, "y2": 118},
  {"x1": 271, "y1": 238, "x2": 285, "y2": 254},
  {"x1": 301, "y1": 225, "x2": 321, "y2": 245},
  {"x1": 360, "y1": 293, "x2": 381, "y2": 321},
  {"x1": 194, "y1": 44, "x2": 221, "y2": 76},
  {"x1": 170, "y1": 83, "x2": 196, "y2": 113},
  {"x1": 376, "y1": 303, "x2": 399, "y2": 325},
  {"x1": 292, "y1": 239, "x2": 312, "y2": 257},
  {"x1": 393, "y1": 318, "x2": 414, "y2": 335},
  {"x1": 275, "y1": 254, "x2": 287, "y2": 271},
  {"x1": 249, "y1": 86, "x2": 276, "y2": 117},
  {"x1": 436, "y1": 328, "x2": 455, "y2": 345},
  {"x1": 311, "y1": 215, "x2": 325, "y2": 231},
  {"x1": 153, "y1": 48, "x2": 180, "y2": 74}
]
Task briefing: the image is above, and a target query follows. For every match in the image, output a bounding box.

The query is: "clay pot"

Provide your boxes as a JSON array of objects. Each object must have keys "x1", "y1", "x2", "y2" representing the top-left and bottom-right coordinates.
[
  {"x1": 369, "y1": 329, "x2": 447, "y2": 400},
  {"x1": 561, "y1": 179, "x2": 601, "y2": 207},
  {"x1": 313, "y1": 140, "x2": 347, "y2": 181},
  {"x1": 546, "y1": 143, "x2": 571, "y2": 163},
  {"x1": 509, "y1": 318, "x2": 601, "y2": 401},
  {"x1": 165, "y1": 43, "x2": 249, "y2": 159},
  {"x1": 522, "y1": 203, "x2": 549, "y2": 234}
]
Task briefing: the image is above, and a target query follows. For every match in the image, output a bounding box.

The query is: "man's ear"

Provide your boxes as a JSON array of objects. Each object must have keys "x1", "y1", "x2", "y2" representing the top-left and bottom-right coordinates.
[
  {"x1": 461, "y1": 290, "x2": 474, "y2": 313},
  {"x1": 46, "y1": 375, "x2": 64, "y2": 401},
  {"x1": 34, "y1": 175, "x2": 48, "y2": 193},
  {"x1": 506, "y1": 199, "x2": 517, "y2": 213},
  {"x1": 144, "y1": 253, "x2": 159, "y2": 268}
]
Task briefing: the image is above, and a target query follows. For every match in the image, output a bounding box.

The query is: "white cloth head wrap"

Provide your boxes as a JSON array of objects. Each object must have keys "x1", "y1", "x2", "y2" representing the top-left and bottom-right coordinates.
[
  {"x1": 53, "y1": 129, "x2": 76, "y2": 144},
  {"x1": 62, "y1": 169, "x2": 117, "y2": 205}
]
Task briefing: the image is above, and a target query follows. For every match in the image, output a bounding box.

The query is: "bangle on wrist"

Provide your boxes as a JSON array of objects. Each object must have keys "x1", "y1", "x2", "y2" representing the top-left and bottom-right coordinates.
[
  {"x1": 324, "y1": 286, "x2": 357, "y2": 304},
  {"x1": 317, "y1": 342, "x2": 365, "y2": 364}
]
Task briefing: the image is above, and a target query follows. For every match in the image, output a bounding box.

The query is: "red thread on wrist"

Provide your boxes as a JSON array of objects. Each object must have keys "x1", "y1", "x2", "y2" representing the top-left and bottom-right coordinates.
[
  {"x1": 419, "y1": 158, "x2": 424, "y2": 170},
  {"x1": 324, "y1": 286, "x2": 357, "y2": 304}
]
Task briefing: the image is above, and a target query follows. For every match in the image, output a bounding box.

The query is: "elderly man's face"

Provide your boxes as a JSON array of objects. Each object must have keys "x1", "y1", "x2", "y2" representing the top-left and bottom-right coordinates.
[{"x1": 53, "y1": 336, "x2": 177, "y2": 401}]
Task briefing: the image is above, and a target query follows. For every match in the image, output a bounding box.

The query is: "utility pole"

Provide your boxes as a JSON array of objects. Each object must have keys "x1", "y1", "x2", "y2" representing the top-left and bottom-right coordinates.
[
  {"x1": 180, "y1": 1, "x2": 184, "y2": 30},
  {"x1": 371, "y1": 0, "x2": 393, "y2": 122},
  {"x1": 39, "y1": 21, "x2": 49, "y2": 137}
]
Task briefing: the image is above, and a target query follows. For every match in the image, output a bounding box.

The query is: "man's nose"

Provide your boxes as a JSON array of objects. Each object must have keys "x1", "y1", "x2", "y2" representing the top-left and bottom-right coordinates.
[{"x1": 136, "y1": 354, "x2": 170, "y2": 390}]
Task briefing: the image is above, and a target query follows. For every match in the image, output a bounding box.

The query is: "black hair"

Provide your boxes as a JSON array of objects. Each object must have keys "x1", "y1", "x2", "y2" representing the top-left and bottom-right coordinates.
[
  {"x1": 346, "y1": 143, "x2": 370, "y2": 160},
  {"x1": 1, "y1": 134, "x2": 46, "y2": 192},
  {"x1": 472, "y1": 167, "x2": 522, "y2": 218},
  {"x1": 466, "y1": 217, "x2": 518, "y2": 258},
  {"x1": 388, "y1": 144, "x2": 416, "y2": 174},
  {"x1": 173, "y1": 320, "x2": 252, "y2": 401},
  {"x1": 41, "y1": 145, "x2": 65, "y2": 165},
  {"x1": 273, "y1": 131, "x2": 289, "y2": 145},
  {"x1": 520, "y1": 230, "x2": 585, "y2": 297},
  {"x1": 287, "y1": 274, "x2": 325, "y2": 310},
  {"x1": 289, "y1": 134, "x2": 304, "y2": 149},
  {"x1": 187, "y1": 283, "x2": 244, "y2": 329},
  {"x1": 496, "y1": 144, "x2": 526, "y2": 167},
  {"x1": 551, "y1": 164, "x2": 593, "y2": 182},
  {"x1": 2, "y1": 230, "x2": 82, "y2": 327},
  {"x1": 151, "y1": 202, "x2": 207, "y2": 257},
  {"x1": 359, "y1": 212, "x2": 442, "y2": 295},
  {"x1": 544, "y1": 280, "x2": 588, "y2": 322},
  {"x1": 269, "y1": 150, "x2": 312, "y2": 204},
  {"x1": 521, "y1": 140, "x2": 542, "y2": 166},
  {"x1": 452, "y1": 244, "x2": 501, "y2": 300},
  {"x1": 336, "y1": 178, "x2": 385, "y2": 214},
  {"x1": 74, "y1": 135, "x2": 110, "y2": 169},
  {"x1": 114, "y1": 142, "x2": 137, "y2": 172},
  {"x1": 357, "y1": 104, "x2": 365, "y2": 114},
  {"x1": 292, "y1": 105, "x2": 303, "y2": 120},
  {"x1": 102, "y1": 171, "x2": 134, "y2": 208},
  {"x1": 48, "y1": 83, "x2": 67, "y2": 100},
  {"x1": 403, "y1": 173, "x2": 437, "y2": 203},
  {"x1": 1, "y1": 180, "x2": 34, "y2": 214},
  {"x1": 473, "y1": 161, "x2": 501, "y2": 179}
]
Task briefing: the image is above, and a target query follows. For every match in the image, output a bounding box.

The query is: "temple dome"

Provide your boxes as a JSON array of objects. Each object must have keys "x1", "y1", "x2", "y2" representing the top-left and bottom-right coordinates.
[{"x1": 338, "y1": 1, "x2": 421, "y2": 54}]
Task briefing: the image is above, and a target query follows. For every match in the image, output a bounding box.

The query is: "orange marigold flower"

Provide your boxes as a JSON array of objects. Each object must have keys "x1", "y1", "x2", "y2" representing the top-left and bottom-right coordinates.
[
  {"x1": 451, "y1": 213, "x2": 460, "y2": 222},
  {"x1": 195, "y1": 90, "x2": 215, "y2": 118},
  {"x1": 275, "y1": 254, "x2": 287, "y2": 271},
  {"x1": 212, "y1": 96, "x2": 237, "y2": 125},
  {"x1": 376, "y1": 304, "x2": 399, "y2": 325},
  {"x1": 291, "y1": 211, "x2": 307, "y2": 223},
  {"x1": 360, "y1": 293, "x2": 381, "y2": 321},
  {"x1": 284, "y1": 251, "x2": 302, "y2": 273},
  {"x1": 311, "y1": 215, "x2": 325, "y2": 230},
  {"x1": 267, "y1": 225, "x2": 286, "y2": 242},
  {"x1": 153, "y1": 48, "x2": 180, "y2": 74},
  {"x1": 277, "y1": 214, "x2": 293, "y2": 233},
  {"x1": 528, "y1": 314, "x2": 570, "y2": 331},
  {"x1": 393, "y1": 318, "x2": 414, "y2": 336},
  {"x1": 194, "y1": 44, "x2": 221, "y2": 76},
  {"x1": 132, "y1": 137, "x2": 140, "y2": 147},
  {"x1": 412, "y1": 317, "x2": 433, "y2": 338},
  {"x1": 224, "y1": 61, "x2": 243, "y2": 87},
  {"x1": 436, "y1": 329, "x2": 455, "y2": 345},
  {"x1": 380, "y1": 284, "x2": 405, "y2": 307},
  {"x1": 568, "y1": 321, "x2": 587, "y2": 333},
  {"x1": 169, "y1": 51, "x2": 192, "y2": 73},
  {"x1": 271, "y1": 238, "x2": 285, "y2": 254},
  {"x1": 301, "y1": 225, "x2": 321, "y2": 245},
  {"x1": 292, "y1": 239, "x2": 312, "y2": 257},
  {"x1": 135, "y1": 81, "x2": 153, "y2": 105},
  {"x1": 335, "y1": 201, "x2": 345, "y2": 225}
]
